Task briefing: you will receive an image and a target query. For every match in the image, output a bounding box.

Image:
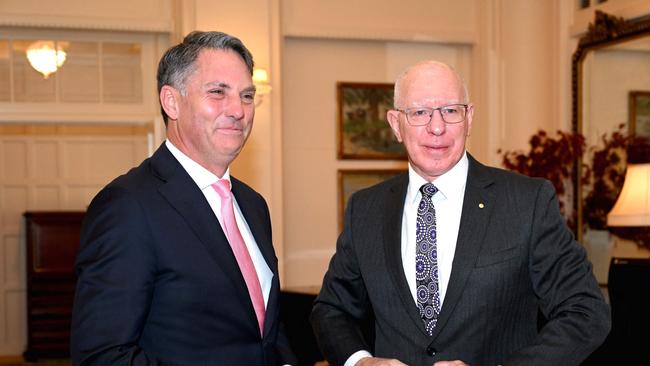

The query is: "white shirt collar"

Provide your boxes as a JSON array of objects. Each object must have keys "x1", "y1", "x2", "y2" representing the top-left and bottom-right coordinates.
[
  {"x1": 165, "y1": 139, "x2": 231, "y2": 190},
  {"x1": 406, "y1": 151, "x2": 469, "y2": 204}
]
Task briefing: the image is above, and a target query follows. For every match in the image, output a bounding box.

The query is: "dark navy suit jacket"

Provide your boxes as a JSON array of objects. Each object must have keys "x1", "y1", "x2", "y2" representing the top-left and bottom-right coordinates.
[{"x1": 71, "y1": 144, "x2": 295, "y2": 365}]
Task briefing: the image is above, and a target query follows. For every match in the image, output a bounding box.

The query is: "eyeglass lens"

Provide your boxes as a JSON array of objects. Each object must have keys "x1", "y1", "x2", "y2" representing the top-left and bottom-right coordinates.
[{"x1": 405, "y1": 104, "x2": 467, "y2": 125}]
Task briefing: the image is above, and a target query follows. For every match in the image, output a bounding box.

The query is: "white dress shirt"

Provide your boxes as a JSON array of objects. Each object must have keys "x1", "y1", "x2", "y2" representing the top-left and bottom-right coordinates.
[
  {"x1": 345, "y1": 152, "x2": 469, "y2": 366},
  {"x1": 165, "y1": 140, "x2": 273, "y2": 308},
  {"x1": 402, "y1": 152, "x2": 468, "y2": 305}
]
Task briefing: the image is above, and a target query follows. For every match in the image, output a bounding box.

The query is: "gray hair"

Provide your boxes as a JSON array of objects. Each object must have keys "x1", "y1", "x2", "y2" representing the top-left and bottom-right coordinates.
[
  {"x1": 393, "y1": 61, "x2": 469, "y2": 109},
  {"x1": 157, "y1": 31, "x2": 255, "y2": 125}
]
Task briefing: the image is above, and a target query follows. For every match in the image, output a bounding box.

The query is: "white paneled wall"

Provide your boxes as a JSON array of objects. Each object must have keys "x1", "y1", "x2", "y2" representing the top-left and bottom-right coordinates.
[
  {"x1": 0, "y1": 130, "x2": 148, "y2": 354},
  {"x1": 0, "y1": 0, "x2": 167, "y2": 357}
]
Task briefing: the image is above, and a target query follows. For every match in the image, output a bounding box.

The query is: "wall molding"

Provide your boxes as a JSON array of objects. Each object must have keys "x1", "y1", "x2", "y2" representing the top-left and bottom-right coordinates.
[
  {"x1": 0, "y1": 111, "x2": 156, "y2": 125},
  {"x1": 570, "y1": 0, "x2": 650, "y2": 37},
  {"x1": 281, "y1": 0, "x2": 478, "y2": 45},
  {"x1": 0, "y1": 0, "x2": 175, "y2": 33},
  {"x1": 284, "y1": 29, "x2": 475, "y2": 45},
  {"x1": 0, "y1": 14, "x2": 172, "y2": 33}
]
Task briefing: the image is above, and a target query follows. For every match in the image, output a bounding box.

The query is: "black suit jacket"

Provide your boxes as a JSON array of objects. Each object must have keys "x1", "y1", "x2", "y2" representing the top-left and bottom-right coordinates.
[
  {"x1": 311, "y1": 154, "x2": 610, "y2": 366},
  {"x1": 71, "y1": 144, "x2": 296, "y2": 366}
]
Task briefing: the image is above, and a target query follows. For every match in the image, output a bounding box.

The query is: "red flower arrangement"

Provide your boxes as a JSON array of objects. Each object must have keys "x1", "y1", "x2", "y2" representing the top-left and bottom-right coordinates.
[
  {"x1": 500, "y1": 124, "x2": 650, "y2": 232},
  {"x1": 498, "y1": 130, "x2": 586, "y2": 231},
  {"x1": 582, "y1": 124, "x2": 629, "y2": 231},
  {"x1": 500, "y1": 126, "x2": 650, "y2": 248}
]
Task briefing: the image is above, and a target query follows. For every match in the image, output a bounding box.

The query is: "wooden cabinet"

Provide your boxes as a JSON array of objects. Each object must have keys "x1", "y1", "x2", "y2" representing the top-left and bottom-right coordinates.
[
  {"x1": 280, "y1": 287, "x2": 324, "y2": 366},
  {"x1": 23, "y1": 211, "x2": 85, "y2": 361}
]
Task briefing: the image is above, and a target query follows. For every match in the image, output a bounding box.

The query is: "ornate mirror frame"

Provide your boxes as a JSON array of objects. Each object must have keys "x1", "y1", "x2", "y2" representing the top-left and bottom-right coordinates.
[{"x1": 572, "y1": 11, "x2": 650, "y2": 242}]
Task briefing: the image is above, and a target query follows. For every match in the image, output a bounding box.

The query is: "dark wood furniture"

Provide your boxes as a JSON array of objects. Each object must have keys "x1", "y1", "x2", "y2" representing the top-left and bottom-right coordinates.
[
  {"x1": 23, "y1": 211, "x2": 85, "y2": 361},
  {"x1": 280, "y1": 286, "x2": 324, "y2": 366},
  {"x1": 606, "y1": 257, "x2": 650, "y2": 363},
  {"x1": 582, "y1": 257, "x2": 650, "y2": 365}
]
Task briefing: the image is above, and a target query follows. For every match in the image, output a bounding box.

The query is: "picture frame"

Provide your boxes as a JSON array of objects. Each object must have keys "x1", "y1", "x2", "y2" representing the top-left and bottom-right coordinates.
[
  {"x1": 337, "y1": 82, "x2": 406, "y2": 160},
  {"x1": 337, "y1": 169, "x2": 406, "y2": 230},
  {"x1": 629, "y1": 91, "x2": 650, "y2": 139}
]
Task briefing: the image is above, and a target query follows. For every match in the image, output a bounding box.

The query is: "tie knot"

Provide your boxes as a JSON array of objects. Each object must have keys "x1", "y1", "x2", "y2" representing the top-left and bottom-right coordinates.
[
  {"x1": 420, "y1": 183, "x2": 438, "y2": 198},
  {"x1": 212, "y1": 179, "x2": 232, "y2": 199}
]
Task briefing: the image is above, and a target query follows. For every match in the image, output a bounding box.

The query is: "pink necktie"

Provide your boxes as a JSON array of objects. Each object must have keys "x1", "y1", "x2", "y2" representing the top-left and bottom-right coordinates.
[{"x1": 212, "y1": 179, "x2": 265, "y2": 335}]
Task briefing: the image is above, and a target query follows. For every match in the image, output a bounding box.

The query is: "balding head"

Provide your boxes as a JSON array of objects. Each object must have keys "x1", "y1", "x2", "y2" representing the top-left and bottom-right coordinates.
[
  {"x1": 386, "y1": 59, "x2": 474, "y2": 181},
  {"x1": 393, "y1": 61, "x2": 469, "y2": 109}
]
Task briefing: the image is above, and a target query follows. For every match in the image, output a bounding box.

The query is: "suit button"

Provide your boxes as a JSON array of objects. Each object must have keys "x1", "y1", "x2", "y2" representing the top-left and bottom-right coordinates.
[{"x1": 426, "y1": 346, "x2": 437, "y2": 356}]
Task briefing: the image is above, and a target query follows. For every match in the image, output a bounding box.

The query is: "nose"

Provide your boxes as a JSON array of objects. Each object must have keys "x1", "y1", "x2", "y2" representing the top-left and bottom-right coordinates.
[
  {"x1": 224, "y1": 95, "x2": 245, "y2": 120},
  {"x1": 426, "y1": 110, "x2": 446, "y2": 136}
]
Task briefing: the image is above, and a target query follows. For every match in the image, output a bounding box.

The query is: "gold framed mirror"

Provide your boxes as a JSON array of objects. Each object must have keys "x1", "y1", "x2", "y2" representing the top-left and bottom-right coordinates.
[{"x1": 572, "y1": 11, "x2": 650, "y2": 244}]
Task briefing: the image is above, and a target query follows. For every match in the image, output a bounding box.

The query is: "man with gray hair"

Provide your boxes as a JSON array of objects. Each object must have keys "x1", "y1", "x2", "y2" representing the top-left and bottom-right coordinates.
[
  {"x1": 71, "y1": 31, "x2": 296, "y2": 365},
  {"x1": 311, "y1": 60, "x2": 610, "y2": 366}
]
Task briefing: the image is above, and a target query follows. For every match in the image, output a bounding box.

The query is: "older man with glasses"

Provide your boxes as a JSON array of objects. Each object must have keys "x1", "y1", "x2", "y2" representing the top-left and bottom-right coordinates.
[{"x1": 311, "y1": 60, "x2": 610, "y2": 366}]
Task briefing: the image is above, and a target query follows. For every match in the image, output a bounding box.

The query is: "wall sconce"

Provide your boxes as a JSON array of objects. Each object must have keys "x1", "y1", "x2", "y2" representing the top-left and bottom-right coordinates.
[
  {"x1": 252, "y1": 67, "x2": 272, "y2": 106},
  {"x1": 607, "y1": 163, "x2": 650, "y2": 247},
  {"x1": 25, "y1": 40, "x2": 67, "y2": 79}
]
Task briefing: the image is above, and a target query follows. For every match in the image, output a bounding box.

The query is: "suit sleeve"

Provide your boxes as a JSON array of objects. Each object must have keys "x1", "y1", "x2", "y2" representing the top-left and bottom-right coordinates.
[
  {"x1": 310, "y1": 193, "x2": 373, "y2": 366},
  {"x1": 506, "y1": 180, "x2": 611, "y2": 365},
  {"x1": 71, "y1": 186, "x2": 162, "y2": 366}
]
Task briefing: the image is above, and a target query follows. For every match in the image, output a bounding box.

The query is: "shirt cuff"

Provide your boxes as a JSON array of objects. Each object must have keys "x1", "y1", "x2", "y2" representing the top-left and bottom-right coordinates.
[{"x1": 344, "y1": 350, "x2": 373, "y2": 366}]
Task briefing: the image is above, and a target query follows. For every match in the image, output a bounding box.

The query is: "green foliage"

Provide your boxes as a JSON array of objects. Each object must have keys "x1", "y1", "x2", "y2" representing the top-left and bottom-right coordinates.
[
  {"x1": 344, "y1": 117, "x2": 403, "y2": 153},
  {"x1": 342, "y1": 86, "x2": 402, "y2": 155}
]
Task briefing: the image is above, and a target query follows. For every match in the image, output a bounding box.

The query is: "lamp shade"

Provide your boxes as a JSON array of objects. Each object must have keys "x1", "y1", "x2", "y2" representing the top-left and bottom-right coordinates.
[{"x1": 607, "y1": 163, "x2": 650, "y2": 226}]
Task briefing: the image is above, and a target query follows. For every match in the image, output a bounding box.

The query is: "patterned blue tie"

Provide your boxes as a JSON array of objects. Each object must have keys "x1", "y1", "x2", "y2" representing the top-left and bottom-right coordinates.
[{"x1": 416, "y1": 183, "x2": 441, "y2": 336}]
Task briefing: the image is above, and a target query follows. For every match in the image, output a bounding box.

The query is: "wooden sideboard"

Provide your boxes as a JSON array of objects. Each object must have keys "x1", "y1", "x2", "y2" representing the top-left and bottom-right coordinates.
[
  {"x1": 280, "y1": 287, "x2": 324, "y2": 366},
  {"x1": 23, "y1": 211, "x2": 85, "y2": 361}
]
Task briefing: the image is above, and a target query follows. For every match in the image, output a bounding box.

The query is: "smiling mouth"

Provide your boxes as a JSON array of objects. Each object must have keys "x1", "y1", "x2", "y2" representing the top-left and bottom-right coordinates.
[
  {"x1": 424, "y1": 145, "x2": 448, "y2": 150},
  {"x1": 218, "y1": 126, "x2": 243, "y2": 135}
]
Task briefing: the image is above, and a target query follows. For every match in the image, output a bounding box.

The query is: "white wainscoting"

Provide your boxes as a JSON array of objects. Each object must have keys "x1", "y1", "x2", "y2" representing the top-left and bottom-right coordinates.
[{"x1": 0, "y1": 127, "x2": 149, "y2": 354}]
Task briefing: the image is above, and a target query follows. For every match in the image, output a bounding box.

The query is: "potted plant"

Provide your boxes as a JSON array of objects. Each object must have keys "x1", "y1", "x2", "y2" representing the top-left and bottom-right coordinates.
[
  {"x1": 499, "y1": 126, "x2": 650, "y2": 239},
  {"x1": 582, "y1": 124, "x2": 629, "y2": 232},
  {"x1": 499, "y1": 130, "x2": 586, "y2": 231}
]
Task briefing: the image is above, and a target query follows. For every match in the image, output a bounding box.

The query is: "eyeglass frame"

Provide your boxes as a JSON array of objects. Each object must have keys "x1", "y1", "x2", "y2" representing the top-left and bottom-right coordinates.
[{"x1": 394, "y1": 103, "x2": 470, "y2": 126}]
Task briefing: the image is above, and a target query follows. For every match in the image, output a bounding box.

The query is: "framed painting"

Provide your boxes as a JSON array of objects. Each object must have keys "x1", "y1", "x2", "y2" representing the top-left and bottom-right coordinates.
[
  {"x1": 337, "y1": 82, "x2": 406, "y2": 160},
  {"x1": 337, "y1": 169, "x2": 406, "y2": 230},
  {"x1": 629, "y1": 91, "x2": 650, "y2": 139}
]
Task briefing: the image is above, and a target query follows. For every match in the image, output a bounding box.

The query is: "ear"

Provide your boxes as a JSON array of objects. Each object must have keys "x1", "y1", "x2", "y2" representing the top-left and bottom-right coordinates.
[
  {"x1": 386, "y1": 109, "x2": 404, "y2": 143},
  {"x1": 160, "y1": 85, "x2": 181, "y2": 121}
]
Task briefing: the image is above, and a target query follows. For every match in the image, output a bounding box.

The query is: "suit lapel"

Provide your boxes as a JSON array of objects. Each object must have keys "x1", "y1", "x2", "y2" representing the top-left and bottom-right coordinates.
[
  {"x1": 230, "y1": 177, "x2": 279, "y2": 338},
  {"x1": 382, "y1": 174, "x2": 431, "y2": 336},
  {"x1": 151, "y1": 145, "x2": 258, "y2": 330},
  {"x1": 430, "y1": 154, "x2": 495, "y2": 340},
  {"x1": 231, "y1": 178, "x2": 277, "y2": 273}
]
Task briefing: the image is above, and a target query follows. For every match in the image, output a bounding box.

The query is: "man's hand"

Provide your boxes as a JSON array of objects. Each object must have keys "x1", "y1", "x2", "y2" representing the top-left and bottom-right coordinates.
[
  {"x1": 357, "y1": 356, "x2": 408, "y2": 366},
  {"x1": 433, "y1": 361, "x2": 468, "y2": 366}
]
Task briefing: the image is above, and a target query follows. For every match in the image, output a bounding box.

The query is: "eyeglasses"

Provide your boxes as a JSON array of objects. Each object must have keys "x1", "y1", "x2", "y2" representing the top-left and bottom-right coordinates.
[{"x1": 395, "y1": 104, "x2": 469, "y2": 126}]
